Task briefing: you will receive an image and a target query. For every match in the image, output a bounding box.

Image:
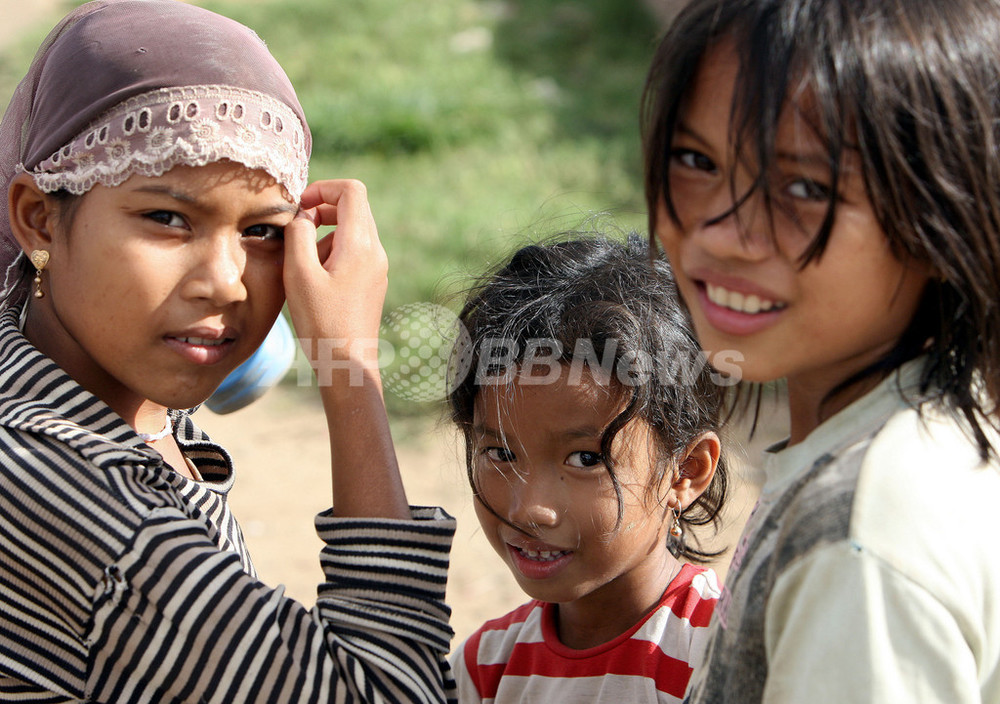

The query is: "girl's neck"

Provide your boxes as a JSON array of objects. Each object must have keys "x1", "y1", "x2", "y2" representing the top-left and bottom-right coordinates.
[
  {"x1": 554, "y1": 555, "x2": 682, "y2": 650},
  {"x1": 783, "y1": 335, "x2": 908, "y2": 445},
  {"x1": 786, "y1": 373, "x2": 885, "y2": 445}
]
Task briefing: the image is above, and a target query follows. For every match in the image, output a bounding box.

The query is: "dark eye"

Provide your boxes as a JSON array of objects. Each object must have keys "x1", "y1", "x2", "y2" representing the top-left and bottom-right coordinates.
[
  {"x1": 785, "y1": 178, "x2": 833, "y2": 202},
  {"x1": 145, "y1": 210, "x2": 186, "y2": 228},
  {"x1": 485, "y1": 447, "x2": 517, "y2": 463},
  {"x1": 244, "y1": 224, "x2": 284, "y2": 240},
  {"x1": 566, "y1": 451, "x2": 603, "y2": 469},
  {"x1": 671, "y1": 148, "x2": 717, "y2": 174}
]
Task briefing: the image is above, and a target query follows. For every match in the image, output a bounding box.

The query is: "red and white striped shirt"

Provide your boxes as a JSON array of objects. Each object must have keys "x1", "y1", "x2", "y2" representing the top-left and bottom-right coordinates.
[{"x1": 451, "y1": 563, "x2": 719, "y2": 703}]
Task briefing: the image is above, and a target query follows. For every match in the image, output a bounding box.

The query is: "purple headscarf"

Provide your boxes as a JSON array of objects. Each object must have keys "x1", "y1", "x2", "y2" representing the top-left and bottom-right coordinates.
[{"x1": 0, "y1": 0, "x2": 312, "y2": 306}]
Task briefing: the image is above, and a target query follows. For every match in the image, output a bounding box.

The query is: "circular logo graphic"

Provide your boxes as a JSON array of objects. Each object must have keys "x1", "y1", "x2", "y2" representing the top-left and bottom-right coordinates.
[{"x1": 380, "y1": 303, "x2": 473, "y2": 403}]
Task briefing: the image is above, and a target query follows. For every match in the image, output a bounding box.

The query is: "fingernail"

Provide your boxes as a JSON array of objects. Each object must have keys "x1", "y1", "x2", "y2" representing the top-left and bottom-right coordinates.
[{"x1": 295, "y1": 208, "x2": 318, "y2": 224}]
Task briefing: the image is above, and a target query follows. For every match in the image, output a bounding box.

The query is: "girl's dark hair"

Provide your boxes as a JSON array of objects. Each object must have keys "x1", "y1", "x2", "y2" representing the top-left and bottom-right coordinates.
[
  {"x1": 448, "y1": 233, "x2": 729, "y2": 562},
  {"x1": 642, "y1": 0, "x2": 1000, "y2": 457}
]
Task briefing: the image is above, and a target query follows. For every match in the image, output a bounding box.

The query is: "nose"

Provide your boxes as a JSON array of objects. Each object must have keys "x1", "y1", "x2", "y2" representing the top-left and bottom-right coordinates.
[
  {"x1": 181, "y1": 233, "x2": 248, "y2": 306},
  {"x1": 697, "y1": 189, "x2": 776, "y2": 263},
  {"x1": 504, "y1": 467, "x2": 561, "y2": 532}
]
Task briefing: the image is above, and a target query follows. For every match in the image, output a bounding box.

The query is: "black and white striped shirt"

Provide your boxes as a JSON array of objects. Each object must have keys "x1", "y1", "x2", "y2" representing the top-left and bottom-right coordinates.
[{"x1": 0, "y1": 308, "x2": 456, "y2": 703}]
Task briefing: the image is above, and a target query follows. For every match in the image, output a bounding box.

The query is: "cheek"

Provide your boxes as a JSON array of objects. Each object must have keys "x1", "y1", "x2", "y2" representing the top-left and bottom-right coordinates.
[
  {"x1": 663, "y1": 180, "x2": 703, "y2": 232},
  {"x1": 612, "y1": 473, "x2": 666, "y2": 526},
  {"x1": 654, "y1": 217, "x2": 689, "y2": 277},
  {"x1": 243, "y1": 257, "x2": 286, "y2": 328},
  {"x1": 568, "y1": 478, "x2": 625, "y2": 536},
  {"x1": 654, "y1": 200, "x2": 679, "y2": 247},
  {"x1": 473, "y1": 487, "x2": 507, "y2": 540},
  {"x1": 472, "y1": 465, "x2": 510, "y2": 513},
  {"x1": 654, "y1": 226, "x2": 677, "y2": 259},
  {"x1": 246, "y1": 253, "x2": 284, "y2": 292},
  {"x1": 53, "y1": 251, "x2": 152, "y2": 310}
]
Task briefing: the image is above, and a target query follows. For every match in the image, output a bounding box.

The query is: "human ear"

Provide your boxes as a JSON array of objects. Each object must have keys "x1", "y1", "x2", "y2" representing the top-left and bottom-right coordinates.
[
  {"x1": 671, "y1": 431, "x2": 721, "y2": 509},
  {"x1": 8, "y1": 173, "x2": 57, "y2": 254}
]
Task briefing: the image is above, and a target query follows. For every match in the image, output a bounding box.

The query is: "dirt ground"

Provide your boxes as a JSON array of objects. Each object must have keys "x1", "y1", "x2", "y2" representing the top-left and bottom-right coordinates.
[{"x1": 196, "y1": 384, "x2": 771, "y2": 646}]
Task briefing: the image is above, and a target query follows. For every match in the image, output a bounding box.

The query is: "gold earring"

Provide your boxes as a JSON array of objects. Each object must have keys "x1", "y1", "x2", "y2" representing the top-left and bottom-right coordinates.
[
  {"x1": 30, "y1": 250, "x2": 49, "y2": 299},
  {"x1": 669, "y1": 499, "x2": 683, "y2": 539}
]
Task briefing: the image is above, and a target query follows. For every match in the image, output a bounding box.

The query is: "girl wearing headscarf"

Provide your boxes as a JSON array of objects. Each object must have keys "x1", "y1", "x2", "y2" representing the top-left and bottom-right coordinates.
[{"x1": 0, "y1": 1, "x2": 455, "y2": 702}]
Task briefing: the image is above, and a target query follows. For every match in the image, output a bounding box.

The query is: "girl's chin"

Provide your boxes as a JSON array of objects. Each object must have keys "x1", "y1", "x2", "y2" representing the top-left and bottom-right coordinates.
[{"x1": 143, "y1": 380, "x2": 228, "y2": 411}]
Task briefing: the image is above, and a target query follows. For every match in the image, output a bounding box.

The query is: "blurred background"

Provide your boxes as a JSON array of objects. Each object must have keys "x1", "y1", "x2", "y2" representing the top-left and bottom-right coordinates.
[{"x1": 0, "y1": 0, "x2": 769, "y2": 647}]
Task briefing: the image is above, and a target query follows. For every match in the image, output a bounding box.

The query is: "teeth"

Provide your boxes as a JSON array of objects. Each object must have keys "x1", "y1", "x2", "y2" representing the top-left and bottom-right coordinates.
[
  {"x1": 520, "y1": 548, "x2": 567, "y2": 562},
  {"x1": 706, "y1": 283, "x2": 781, "y2": 314},
  {"x1": 180, "y1": 337, "x2": 226, "y2": 346}
]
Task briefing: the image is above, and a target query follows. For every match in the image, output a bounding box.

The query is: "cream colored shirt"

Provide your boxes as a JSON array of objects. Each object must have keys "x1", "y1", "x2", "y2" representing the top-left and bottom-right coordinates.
[{"x1": 686, "y1": 361, "x2": 1000, "y2": 703}]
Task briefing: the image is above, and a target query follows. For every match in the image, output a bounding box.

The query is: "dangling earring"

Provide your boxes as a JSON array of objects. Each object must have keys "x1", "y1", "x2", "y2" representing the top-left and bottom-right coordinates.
[
  {"x1": 669, "y1": 500, "x2": 683, "y2": 539},
  {"x1": 30, "y1": 250, "x2": 49, "y2": 299}
]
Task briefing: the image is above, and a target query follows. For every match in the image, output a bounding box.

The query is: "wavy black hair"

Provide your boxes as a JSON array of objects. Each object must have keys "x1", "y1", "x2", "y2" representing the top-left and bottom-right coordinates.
[
  {"x1": 642, "y1": 0, "x2": 1000, "y2": 457},
  {"x1": 448, "y1": 233, "x2": 729, "y2": 562}
]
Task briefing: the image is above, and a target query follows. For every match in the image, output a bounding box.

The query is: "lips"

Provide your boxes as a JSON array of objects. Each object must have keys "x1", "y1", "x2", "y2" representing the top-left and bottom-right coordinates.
[
  {"x1": 514, "y1": 546, "x2": 571, "y2": 562},
  {"x1": 690, "y1": 277, "x2": 787, "y2": 337},
  {"x1": 174, "y1": 336, "x2": 229, "y2": 347},
  {"x1": 705, "y1": 282, "x2": 785, "y2": 314},
  {"x1": 164, "y1": 328, "x2": 237, "y2": 365},
  {"x1": 506, "y1": 541, "x2": 574, "y2": 580}
]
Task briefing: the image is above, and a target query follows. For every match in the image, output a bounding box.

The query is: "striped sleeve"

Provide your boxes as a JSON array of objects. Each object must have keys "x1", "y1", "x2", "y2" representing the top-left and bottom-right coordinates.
[
  {"x1": 84, "y1": 506, "x2": 456, "y2": 703},
  {"x1": 0, "y1": 309, "x2": 458, "y2": 703}
]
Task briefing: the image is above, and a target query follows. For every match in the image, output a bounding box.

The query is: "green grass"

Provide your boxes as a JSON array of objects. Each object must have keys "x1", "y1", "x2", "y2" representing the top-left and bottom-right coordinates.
[
  {"x1": 195, "y1": 0, "x2": 660, "y2": 300},
  {"x1": 1, "y1": 0, "x2": 666, "y2": 415}
]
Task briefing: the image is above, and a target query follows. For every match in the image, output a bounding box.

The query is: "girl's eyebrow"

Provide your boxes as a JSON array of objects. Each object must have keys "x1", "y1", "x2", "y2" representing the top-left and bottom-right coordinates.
[
  {"x1": 673, "y1": 120, "x2": 713, "y2": 149},
  {"x1": 472, "y1": 425, "x2": 504, "y2": 442},
  {"x1": 774, "y1": 150, "x2": 832, "y2": 169},
  {"x1": 133, "y1": 184, "x2": 195, "y2": 201},
  {"x1": 675, "y1": 119, "x2": 851, "y2": 173},
  {"x1": 473, "y1": 424, "x2": 603, "y2": 442},
  {"x1": 558, "y1": 426, "x2": 604, "y2": 440},
  {"x1": 249, "y1": 202, "x2": 301, "y2": 218},
  {"x1": 775, "y1": 148, "x2": 863, "y2": 179},
  {"x1": 131, "y1": 185, "x2": 299, "y2": 217}
]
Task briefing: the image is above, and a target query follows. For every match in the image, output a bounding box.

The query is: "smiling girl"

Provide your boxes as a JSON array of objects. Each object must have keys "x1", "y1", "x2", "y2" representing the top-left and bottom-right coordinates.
[
  {"x1": 643, "y1": 0, "x2": 1000, "y2": 701},
  {"x1": 448, "y1": 235, "x2": 727, "y2": 703},
  {"x1": 0, "y1": 1, "x2": 454, "y2": 702}
]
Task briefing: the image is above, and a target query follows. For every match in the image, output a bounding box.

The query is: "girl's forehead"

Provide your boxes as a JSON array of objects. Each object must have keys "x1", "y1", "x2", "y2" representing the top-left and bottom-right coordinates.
[
  {"x1": 92, "y1": 162, "x2": 297, "y2": 216},
  {"x1": 688, "y1": 39, "x2": 742, "y2": 104},
  {"x1": 473, "y1": 366, "x2": 625, "y2": 427},
  {"x1": 680, "y1": 38, "x2": 839, "y2": 164},
  {"x1": 687, "y1": 39, "x2": 816, "y2": 125},
  {"x1": 125, "y1": 161, "x2": 285, "y2": 194}
]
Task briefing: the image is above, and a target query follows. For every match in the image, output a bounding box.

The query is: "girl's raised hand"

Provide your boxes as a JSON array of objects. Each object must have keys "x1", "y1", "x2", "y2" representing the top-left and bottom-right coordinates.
[
  {"x1": 283, "y1": 179, "x2": 387, "y2": 379},
  {"x1": 282, "y1": 179, "x2": 408, "y2": 517}
]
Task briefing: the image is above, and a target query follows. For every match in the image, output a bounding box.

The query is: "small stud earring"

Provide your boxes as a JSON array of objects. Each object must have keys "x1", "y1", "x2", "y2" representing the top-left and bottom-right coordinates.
[
  {"x1": 669, "y1": 500, "x2": 683, "y2": 539},
  {"x1": 30, "y1": 250, "x2": 49, "y2": 299}
]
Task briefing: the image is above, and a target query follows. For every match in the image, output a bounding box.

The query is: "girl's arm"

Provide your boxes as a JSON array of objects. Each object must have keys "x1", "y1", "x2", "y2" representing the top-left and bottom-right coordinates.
[
  {"x1": 84, "y1": 504, "x2": 455, "y2": 703},
  {"x1": 282, "y1": 179, "x2": 408, "y2": 517}
]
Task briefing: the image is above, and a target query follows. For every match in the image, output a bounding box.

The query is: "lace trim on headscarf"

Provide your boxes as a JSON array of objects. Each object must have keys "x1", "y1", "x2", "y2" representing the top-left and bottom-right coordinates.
[{"x1": 25, "y1": 85, "x2": 309, "y2": 203}]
